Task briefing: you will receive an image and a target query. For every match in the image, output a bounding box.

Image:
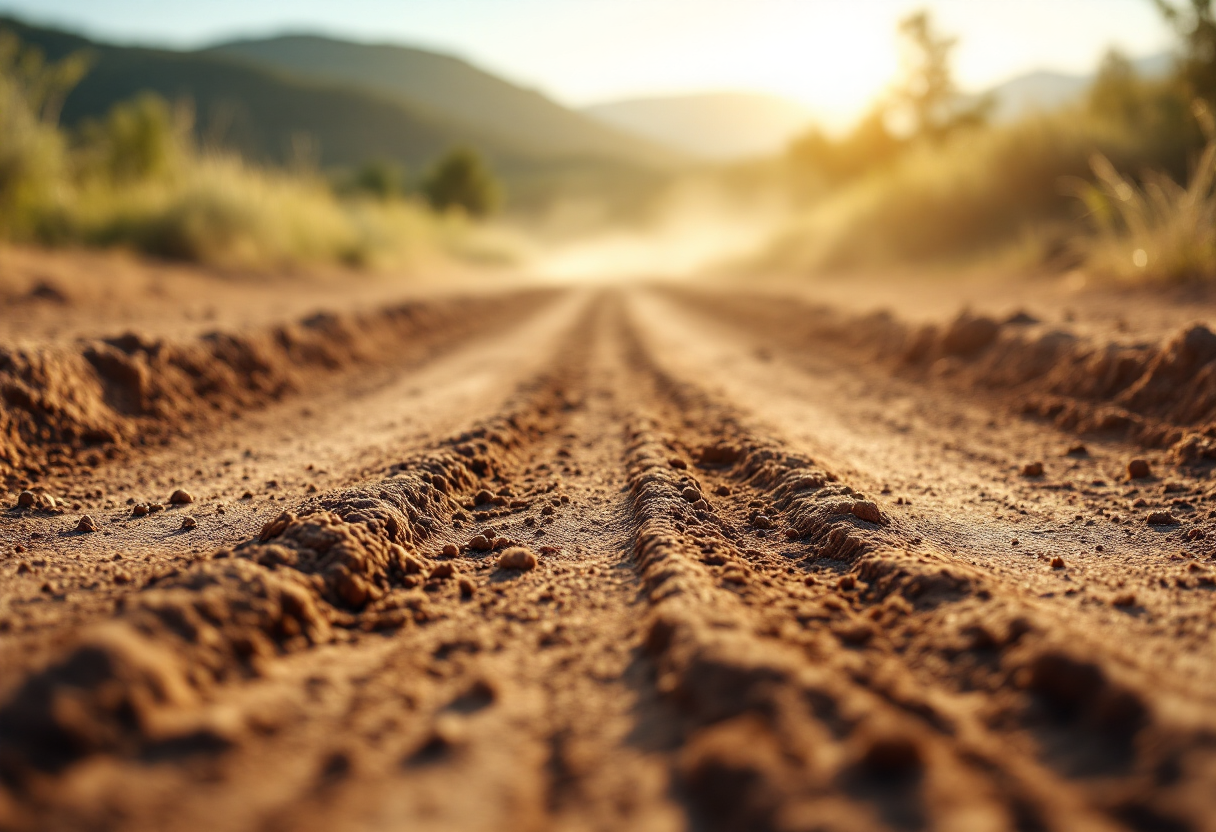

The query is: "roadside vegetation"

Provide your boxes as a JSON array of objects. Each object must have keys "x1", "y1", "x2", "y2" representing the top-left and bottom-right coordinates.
[
  {"x1": 758, "y1": 0, "x2": 1216, "y2": 286},
  {"x1": 0, "y1": 31, "x2": 504, "y2": 271}
]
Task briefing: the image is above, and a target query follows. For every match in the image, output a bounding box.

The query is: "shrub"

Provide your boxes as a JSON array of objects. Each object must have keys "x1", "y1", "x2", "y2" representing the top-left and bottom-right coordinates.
[
  {"x1": 420, "y1": 147, "x2": 501, "y2": 217},
  {"x1": 342, "y1": 158, "x2": 408, "y2": 201},
  {"x1": 77, "y1": 93, "x2": 185, "y2": 183}
]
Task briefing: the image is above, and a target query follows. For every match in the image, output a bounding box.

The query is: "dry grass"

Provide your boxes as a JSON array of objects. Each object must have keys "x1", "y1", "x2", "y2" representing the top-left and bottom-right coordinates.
[
  {"x1": 755, "y1": 112, "x2": 1153, "y2": 273},
  {"x1": 1073, "y1": 110, "x2": 1216, "y2": 284},
  {"x1": 68, "y1": 154, "x2": 450, "y2": 270},
  {"x1": 0, "y1": 36, "x2": 501, "y2": 272}
]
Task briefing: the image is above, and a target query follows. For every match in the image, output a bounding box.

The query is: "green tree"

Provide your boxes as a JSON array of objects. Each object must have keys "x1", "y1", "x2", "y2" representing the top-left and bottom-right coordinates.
[
  {"x1": 1155, "y1": 0, "x2": 1216, "y2": 104},
  {"x1": 420, "y1": 147, "x2": 501, "y2": 217},
  {"x1": 889, "y1": 10, "x2": 990, "y2": 142},
  {"x1": 787, "y1": 109, "x2": 902, "y2": 188}
]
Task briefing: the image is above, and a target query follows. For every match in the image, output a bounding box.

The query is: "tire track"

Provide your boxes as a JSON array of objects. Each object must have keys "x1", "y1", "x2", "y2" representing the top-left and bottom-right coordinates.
[
  {"x1": 618, "y1": 290, "x2": 1216, "y2": 832},
  {"x1": 1, "y1": 286, "x2": 1215, "y2": 832}
]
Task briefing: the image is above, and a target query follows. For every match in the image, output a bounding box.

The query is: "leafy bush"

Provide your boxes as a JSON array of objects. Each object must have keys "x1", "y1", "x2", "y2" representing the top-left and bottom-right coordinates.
[
  {"x1": 77, "y1": 93, "x2": 185, "y2": 183},
  {"x1": 420, "y1": 147, "x2": 501, "y2": 217}
]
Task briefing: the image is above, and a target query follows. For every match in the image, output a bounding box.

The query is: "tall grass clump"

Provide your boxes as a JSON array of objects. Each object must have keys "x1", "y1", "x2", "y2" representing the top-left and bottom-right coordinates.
[
  {"x1": 0, "y1": 32, "x2": 85, "y2": 240},
  {"x1": 1074, "y1": 104, "x2": 1216, "y2": 285},
  {"x1": 752, "y1": 10, "x2": 1212, "y2": 278},
  {"x1": 759, "y1": 110, "x2": 1163, "y2": 272}
]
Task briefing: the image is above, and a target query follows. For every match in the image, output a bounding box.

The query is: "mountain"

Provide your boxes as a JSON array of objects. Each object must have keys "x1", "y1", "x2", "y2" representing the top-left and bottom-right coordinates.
[
  {"x1": 2, "y1": 17, "x2": 512, "y2": 170},
  {"x1": 0, "y1": 17, "x2": 678, "y2": 179},
  {"x1": 207, "y1": 35, "x2": 677, "y2": 167},
  {"x1": 583, "y1": 92, "x2": 817, "y2": 160},
  {"x1": 581, "y1": 53, "x2": 1174, "y2": 161},
  {"x1": 983, "y1": 52, "x2": 1173, "y2": 123}
]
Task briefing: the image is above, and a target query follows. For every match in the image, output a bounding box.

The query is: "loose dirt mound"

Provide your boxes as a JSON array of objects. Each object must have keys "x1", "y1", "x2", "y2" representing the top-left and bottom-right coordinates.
[
  {"x1": 670, "y1": 287, "x2": 1216, "y2": 462},
  {"x1": 0, "y1": 291, "x2": 552, "y2": 488}
]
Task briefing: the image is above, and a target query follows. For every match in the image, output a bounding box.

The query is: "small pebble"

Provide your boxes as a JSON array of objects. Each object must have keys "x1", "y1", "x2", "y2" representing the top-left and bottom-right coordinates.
[
  {"x1": 132, "y1": 504, "x2": 149, "y2": 517},
  {"x1": 442, "y1": 543, "x2": 459, "y2": 557},
  {"x1": 181, "y1": 516, "x2": 197, "y2": 531},
  {"x1": 1050, "y1": 556, "x2": 1064, "y2": 569},
  {"x1": 468, "y1": 534, "x2": 492, "y2": 552},
  {"x1": 76, "y1": 515, "x2": 98, "y2": 533},
  {"x1": 169, "y1": 489, "x2": 194, "y2": 505},
  {"x1": 1021, "y1": 461, "x2": 1044, "y2": 477},
  {"x1": 17, "y1": 490, "x2": 35, "y2": 508}
]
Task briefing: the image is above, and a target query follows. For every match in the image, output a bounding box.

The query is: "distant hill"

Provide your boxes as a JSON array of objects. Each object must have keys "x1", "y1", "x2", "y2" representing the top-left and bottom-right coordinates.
[
  {"x1": 583, "y1": 92, "x2": 817, "y2": 160},
  {"x1": 208, "y1": 35, "x2": 678, "y2": 167},
  {"x1": 583, "y1": 54, "x2": 1175, "y2": 161},
  {"x1": 0, "y1": 17, "x2": 678, "y2": 182},
  {"x1": 1, "y1": 17, "x2": 520, "y2": 171},
  {"x1": 983, "y1": 52, "x2": 1173, "y2": 122}
]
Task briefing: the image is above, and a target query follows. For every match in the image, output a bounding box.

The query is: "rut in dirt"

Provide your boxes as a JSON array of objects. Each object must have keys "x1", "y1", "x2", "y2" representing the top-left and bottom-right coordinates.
[{"x1": 1, "y1": 287, "x2": 1215, "y2": 832}]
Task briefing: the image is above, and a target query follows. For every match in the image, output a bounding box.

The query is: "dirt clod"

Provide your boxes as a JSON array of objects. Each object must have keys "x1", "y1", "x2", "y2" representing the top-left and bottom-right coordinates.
[
  {"x1": 1021, "y1": 461, "x2": 1044, "y2": 477},
  {"x1": 442, "y1": 543, "x2": 459, "y2": 557},
  {"x1": 469, "y1": 534, "x2": 492, "y2": 552},
  {"x1": 859, "y1": 732, "x2": 923, "y2": 774},
  {"x1": 259, "y1": 511, "x2": 295, "y2": 541},
  {"x1": 851, "y1": 500, "x2": 882, "y2": 523},
  {"x1": 1050, "y1": 556, "x2": 1065, "y2": 569},
  {"x1": 497, "y1": 546, "x2": 538, "y2": 570},
  {"x1": 1147, "y1": 511, "x2": 1179, "y2": 526},
  {"x1": 1127, "y1": 459, "x2": 1152, "y2": 480}
]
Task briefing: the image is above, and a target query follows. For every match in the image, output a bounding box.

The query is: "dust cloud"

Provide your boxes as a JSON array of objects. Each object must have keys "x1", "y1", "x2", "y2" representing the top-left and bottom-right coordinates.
[{"x1": 521, "y1": 178, "x2": 788, "y2": 282}]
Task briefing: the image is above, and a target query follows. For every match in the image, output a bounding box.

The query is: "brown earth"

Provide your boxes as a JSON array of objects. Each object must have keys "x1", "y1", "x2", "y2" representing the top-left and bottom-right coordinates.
[{"x1": 2, "y1": 252, "x2": 1216, "y2": 832}]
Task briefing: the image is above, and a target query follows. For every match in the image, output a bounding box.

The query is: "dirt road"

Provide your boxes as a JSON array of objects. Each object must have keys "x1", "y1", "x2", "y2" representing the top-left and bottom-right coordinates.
[{"x1": 3, "y1": 271, "x2": 1216, "y2": 831}]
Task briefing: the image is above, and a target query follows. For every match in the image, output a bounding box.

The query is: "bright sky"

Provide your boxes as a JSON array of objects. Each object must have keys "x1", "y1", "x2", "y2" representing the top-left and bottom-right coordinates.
[{"x1": 0, "y1": 0, "x2": 1175, "y2": 126}]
